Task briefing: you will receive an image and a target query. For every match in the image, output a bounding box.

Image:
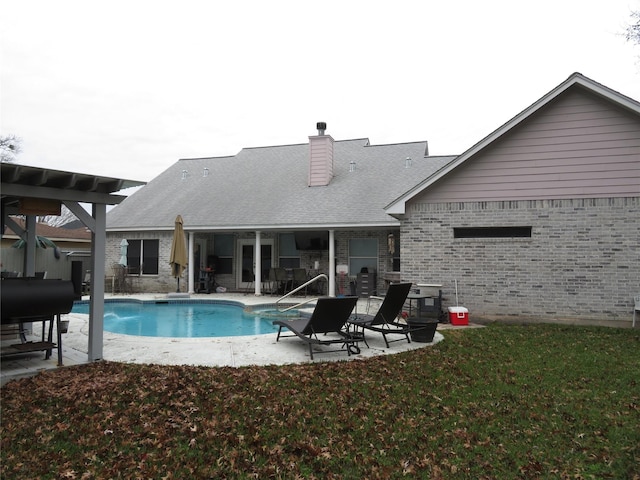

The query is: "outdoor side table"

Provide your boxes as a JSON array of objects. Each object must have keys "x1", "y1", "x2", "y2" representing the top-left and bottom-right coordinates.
[{"x1": 406, "y1": 293, "x2": 428, "y2": 317}]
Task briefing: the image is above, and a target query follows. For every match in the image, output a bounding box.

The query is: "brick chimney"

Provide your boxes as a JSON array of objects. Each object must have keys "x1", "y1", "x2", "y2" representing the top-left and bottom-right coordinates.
[{"x1": 308, "y1": 122, "x2": 334, "y2": 186}]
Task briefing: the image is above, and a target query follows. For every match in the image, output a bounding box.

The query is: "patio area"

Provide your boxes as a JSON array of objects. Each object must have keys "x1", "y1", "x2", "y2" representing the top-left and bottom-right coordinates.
[{"x1": 1, "y1": 293, "x2": 476, "y2": 386}]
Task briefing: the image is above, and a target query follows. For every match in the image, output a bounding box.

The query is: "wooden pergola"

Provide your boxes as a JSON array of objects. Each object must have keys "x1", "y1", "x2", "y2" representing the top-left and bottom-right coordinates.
[{"x1": 1, "y1": 163, "x2": 145, "y2": 361}]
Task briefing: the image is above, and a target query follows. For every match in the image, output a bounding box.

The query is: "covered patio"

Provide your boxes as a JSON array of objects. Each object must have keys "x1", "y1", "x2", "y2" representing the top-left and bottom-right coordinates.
[{"x1": 1, "y1": 163, "x2": 145, "y2": 364}]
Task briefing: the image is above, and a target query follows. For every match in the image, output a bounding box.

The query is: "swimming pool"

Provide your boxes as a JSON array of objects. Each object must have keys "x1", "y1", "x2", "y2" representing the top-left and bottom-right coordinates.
[{"x1": 71, "y1": 300, "x2": 300, "y2": 338}]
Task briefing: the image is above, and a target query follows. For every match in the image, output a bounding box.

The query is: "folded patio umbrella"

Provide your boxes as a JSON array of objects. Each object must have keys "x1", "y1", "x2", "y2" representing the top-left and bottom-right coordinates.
[
  {"x1": 169, "y1": 215, "x2": 188, "y2": 292},
  {"x1": 119, "y1": 239, "x2": 128, "y2": 266}
]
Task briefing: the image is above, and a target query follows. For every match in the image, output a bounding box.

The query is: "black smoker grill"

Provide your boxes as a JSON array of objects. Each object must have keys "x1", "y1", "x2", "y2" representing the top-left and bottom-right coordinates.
[{"x1": 1, "y1": 278, "x2": 75, "y2": 366}]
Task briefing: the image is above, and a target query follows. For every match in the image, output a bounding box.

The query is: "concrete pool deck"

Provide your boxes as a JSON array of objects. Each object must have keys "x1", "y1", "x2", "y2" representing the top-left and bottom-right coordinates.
[{"x1": 1, "y1": 292, "x2": 475, "y2": 386}]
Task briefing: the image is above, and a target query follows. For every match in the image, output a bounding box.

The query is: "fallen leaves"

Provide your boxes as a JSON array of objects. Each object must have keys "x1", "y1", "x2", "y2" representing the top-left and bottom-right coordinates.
[{"x1": 1, "y1": 325, "x2": 639, "y2": 478}]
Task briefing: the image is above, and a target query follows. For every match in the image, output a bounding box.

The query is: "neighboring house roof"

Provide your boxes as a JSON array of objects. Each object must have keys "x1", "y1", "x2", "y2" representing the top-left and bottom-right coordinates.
[
  {"x1": 385, "y1": 72, "x2": 640, "y2": 214},
  {"x1": 107, "y1": 138, "x2": 455, "y2": 232},
  {"x1": 60, "y1": 219, "x2": 84, "y2": 230},
  {"x1": 3, "y1": 218, "x2": 91, "y2": 242}
]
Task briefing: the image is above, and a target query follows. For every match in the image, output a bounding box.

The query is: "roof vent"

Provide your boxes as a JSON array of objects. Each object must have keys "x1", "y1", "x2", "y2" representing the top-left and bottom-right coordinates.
[
  {"x1": 405, "y1": 157, "x2": 412, "y2": 168},
  {"x1": 317, "y1": 122, "x2": 327, "y2": 136}
]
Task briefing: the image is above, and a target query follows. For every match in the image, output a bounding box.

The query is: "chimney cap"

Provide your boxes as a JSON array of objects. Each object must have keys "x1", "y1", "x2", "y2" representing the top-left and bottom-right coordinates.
[{"x1": 316, "y1": 122, "x2": 327, "y2": 135}]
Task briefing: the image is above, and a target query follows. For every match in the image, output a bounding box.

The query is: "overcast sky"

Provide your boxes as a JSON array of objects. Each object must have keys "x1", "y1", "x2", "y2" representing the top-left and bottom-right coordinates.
[{"x1": 2, "y1": 0, "x2": 639, "y2": 186}]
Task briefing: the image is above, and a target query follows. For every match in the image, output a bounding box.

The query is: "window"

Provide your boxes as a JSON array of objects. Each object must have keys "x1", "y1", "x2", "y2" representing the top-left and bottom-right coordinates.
[
  {"x1": 279, "y1": 233, "x2": 300, "y2": 269},
  {"x1": 453, "y1": 226, "x2": 532, "y2": 239},
  {"x1": 126, "y1": 239, "x2": 159, "y2": 275},
  {"x1": 348, "y1": 238, "x2": 378, "y2": 275},
  {"x1": 213, "y1": 234, "x2": 234, "y2": 274}
]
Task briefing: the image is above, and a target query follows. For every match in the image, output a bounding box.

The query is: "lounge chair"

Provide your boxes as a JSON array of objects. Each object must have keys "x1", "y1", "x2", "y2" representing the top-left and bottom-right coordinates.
[
  {"x1": 273, "y1": 296, "x2": 361, "y2": 360},
  {"x1": 347, "y1": 282, "x2": 413, "y2": 348}
]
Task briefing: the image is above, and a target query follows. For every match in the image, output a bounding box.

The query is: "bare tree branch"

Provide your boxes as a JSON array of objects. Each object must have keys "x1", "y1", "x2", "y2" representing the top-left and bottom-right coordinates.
[{"x1": 0, "y1": 134, "x2": 22, "y2": 163}]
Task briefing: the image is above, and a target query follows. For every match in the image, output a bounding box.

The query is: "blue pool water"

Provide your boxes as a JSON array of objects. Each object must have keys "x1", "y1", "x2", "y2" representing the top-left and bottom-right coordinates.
[{"x1": 71, "y1": 301, "x2": 290, "y2": 338}]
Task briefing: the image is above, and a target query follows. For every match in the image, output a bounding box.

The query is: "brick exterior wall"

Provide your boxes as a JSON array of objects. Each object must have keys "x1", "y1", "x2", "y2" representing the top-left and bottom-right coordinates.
[
  {"x1": 106, "y1": 231, "x2": 175, "y2": 293},
  {"x1": 401, "y1": 197, "x2": 640, "y2": 326},
  {"x1": 106, "y1": 230, "x2": 398, "y2": 295}
]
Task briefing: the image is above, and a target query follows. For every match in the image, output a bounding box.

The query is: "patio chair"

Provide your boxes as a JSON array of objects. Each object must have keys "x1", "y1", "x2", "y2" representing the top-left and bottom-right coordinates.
[
  {"x1": 347, "y1": 282, "x2": 413, "y2": 348},
  {"x1": 267, "y1": 268, "x2": 281, "y2": 295},
  {"x1": 111, "y1": 263, "x2": 131, "y2": 293},
  {"x1": 273, "y1": 296, "x2": 361, "y2": 360},
  {"x1": 292, "y1": 268, "x2": 308, "y2": 295},
  {"x1": 267, "y1": 267, "x2": 287, "y2": 295},
  {"x1": 273, "y1": 267, "x2": 290, "y2": 295},
  {"x1": 633, "y1": 294, "x2": 640, "y2": 328},
  {"x1": 82, "y1": 270, "x2": 91, "y2": 295}
]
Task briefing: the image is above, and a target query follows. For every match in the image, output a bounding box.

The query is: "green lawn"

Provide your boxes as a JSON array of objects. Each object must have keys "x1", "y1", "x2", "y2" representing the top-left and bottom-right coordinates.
[{"x1": 1, "y1": 324, "x2": 639, "y2": 479}]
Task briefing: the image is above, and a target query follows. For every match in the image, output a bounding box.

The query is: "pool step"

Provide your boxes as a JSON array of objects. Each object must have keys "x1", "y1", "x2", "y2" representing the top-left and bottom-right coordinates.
[{"x1": 166, "y1": 293, "x2": 190, "y2": 299}]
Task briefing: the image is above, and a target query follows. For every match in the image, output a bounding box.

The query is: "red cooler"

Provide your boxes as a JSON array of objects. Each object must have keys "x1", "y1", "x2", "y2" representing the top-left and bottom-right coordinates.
[{"x1": 448, "y1": 306, "x2": 469, "y2": 325}]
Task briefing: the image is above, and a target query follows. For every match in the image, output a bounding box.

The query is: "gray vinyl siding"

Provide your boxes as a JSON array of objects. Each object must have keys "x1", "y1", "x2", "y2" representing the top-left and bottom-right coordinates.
[{"x1": 420, "y1": 89, "x2": 640, "y2": 202}]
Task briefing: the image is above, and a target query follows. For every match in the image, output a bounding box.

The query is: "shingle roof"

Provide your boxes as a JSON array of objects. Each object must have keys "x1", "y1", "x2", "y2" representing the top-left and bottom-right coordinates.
[
  {"x1": 107, "y1": 138, "x2": 455, "y2": 231},
  {"x1": 4, "y1": 218, "x2": 91, "y2": 240}
]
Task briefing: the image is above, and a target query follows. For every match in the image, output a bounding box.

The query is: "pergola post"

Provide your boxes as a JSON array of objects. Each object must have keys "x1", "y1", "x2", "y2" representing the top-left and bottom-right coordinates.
[
  {"x1": 88, "y1": 203, "x2": 106, "y2": 361},
  {"x1": 23, "y1": 215, "x2": 37, "y2": 277}
]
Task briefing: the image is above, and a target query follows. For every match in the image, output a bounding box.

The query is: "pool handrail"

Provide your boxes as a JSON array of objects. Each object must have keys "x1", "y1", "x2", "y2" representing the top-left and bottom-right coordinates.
[{"x1": 276, "y1": 274, "x2": 328, "y2": 312}]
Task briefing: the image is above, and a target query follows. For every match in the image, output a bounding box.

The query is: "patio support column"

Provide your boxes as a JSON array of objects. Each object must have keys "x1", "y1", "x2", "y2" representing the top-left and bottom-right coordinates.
[
  {"x1": 254, "y1": 230, "x2": 262, "y2": 296},
  {"x1": 88, "y1": 203, "x2": 106, "y2": 362},
  {"x1": 328, "y1": 229, "x2": 335, "y2": 297},
  {"x1": 23, "y1": 215, "x2": 36, "y2": 277},
  {"x1": 188, "y1": 231, "x2": 195, "y2": 294},
  {"x1": 64, "y1": 200, "x2": 105, "y2": 362}
]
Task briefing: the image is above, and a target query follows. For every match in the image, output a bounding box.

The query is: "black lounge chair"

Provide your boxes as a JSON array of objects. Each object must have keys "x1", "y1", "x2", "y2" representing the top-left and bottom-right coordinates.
[
  {"x1": 348, "y1": 282, "x2": 413, "y2": 348},
  {"x1": 273, "y1": 296, "x2": 361, "y2": 360}
]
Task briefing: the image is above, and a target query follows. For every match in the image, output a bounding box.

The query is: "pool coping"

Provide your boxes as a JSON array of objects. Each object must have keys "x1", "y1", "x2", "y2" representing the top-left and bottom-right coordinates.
[
  {"x1": 1, "y1": 293, "x2": 452, "y2": 385},
  {"x1": 73, "y1": 297, "x2": 307, "y2": 313}
]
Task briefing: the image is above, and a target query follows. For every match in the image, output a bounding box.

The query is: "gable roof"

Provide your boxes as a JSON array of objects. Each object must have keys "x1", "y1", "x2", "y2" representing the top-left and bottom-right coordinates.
[
  {"x1": 385, "y1": 72, "x2": 640, "y2": 214},
  {"x1": 107, "y1": 139, "x2": 453, "y2": 231},
  {"x1": 107, "y1": 138, "x2": 455, "y2": 232}
]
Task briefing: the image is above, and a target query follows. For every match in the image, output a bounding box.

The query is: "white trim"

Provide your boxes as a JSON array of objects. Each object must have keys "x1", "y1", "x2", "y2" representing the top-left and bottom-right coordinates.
[
  {"x1": 188, "y1": 232, "x2": 195, "y2": 294},
  {"x1": 108, "y1": 221, "x2": 402, "y2": 233},
  {"x1": 237, "y1": 238, "x2": 274, "y2": 293},
  {"x1": 255, "y1": 231, "x2": 262, "y2": 296},
  {"x1": 328, "y1": 230, "x2": 336, "y2": 297}
]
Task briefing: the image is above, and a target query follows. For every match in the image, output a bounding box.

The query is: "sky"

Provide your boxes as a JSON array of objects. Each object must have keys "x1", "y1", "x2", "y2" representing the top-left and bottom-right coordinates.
[{"x1": 2, "y1": 0, "x2": 639, "y2": 187}]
